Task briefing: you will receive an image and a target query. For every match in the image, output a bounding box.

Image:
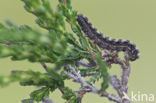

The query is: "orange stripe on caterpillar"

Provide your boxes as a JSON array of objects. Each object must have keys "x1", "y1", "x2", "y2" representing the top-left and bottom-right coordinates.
[{"x1": 77, "y1": 14, "x2": 139, "y2": 61}]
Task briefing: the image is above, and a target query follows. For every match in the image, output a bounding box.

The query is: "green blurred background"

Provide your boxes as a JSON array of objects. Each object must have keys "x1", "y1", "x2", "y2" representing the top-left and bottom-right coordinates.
[{"x1": 0, "y1": 0, "x2": 156, "y2": 103}]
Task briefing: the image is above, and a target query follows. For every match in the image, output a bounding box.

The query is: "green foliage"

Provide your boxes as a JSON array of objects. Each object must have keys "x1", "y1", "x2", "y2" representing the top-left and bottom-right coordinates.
[
  {"x1": 58, "y1": 0, "x2": 89, "y2": 49},
  {"x1": 30, "y1": 87, "x2": 50, "y2": 102},
  {"x1": 22, "y1": 87, "x2": 51, "y2": 103},
  {"x1": 22, "y1": 0, "x2": 64, "y2": 32},
  {"x1": 79, "y1": 67, "x2": 96, "y2": 76},
  {"x1": 61, "y1": 87, "x2": 75, "y2": 101},
  {"x1": 0, "y1": 70, "x2": 64, "y2": 88},
  {"x1": 0, "y1": 0, "x2": 109, "y2": 103},
  {"x1": 87, "y1": 71, "x2": 101, "y2": 84},
  {"x1": 95, "y1": 53, "x2": 109, "y2": 91},
  {"x1": 0, "y1": 75, "x2": 12, "y2": 87}
]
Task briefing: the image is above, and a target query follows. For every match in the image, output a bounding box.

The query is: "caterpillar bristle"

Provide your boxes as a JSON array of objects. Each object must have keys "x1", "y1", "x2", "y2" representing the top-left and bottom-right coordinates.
[
  {"x1": 133, "y1": 49, "x2": 139, "y2": 54},
  {"x1": 128, "y1": 44, "x2": 136, "y2": 50},
  {"x1": 123, "y1": 40, "x2": 130, "y2": 45}
]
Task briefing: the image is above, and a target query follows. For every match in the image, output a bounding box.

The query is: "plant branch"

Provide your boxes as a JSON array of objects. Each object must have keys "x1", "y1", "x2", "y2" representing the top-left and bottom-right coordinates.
[
  {"x1": 75, "y1": 60, "x2": 93, "y2": 67},
  {"x1": 42, "y1": 98, "x2": 55, "y2": 103},
  {"x1": 64, "y1": 64, "x2": 121, "y2": 103},
  {"x1": 102, "y1": 50, "x2": 132, "y2": 103},
  {"x1": 109, "y1": 75, "x2": 123, "y2": 97},
  {"x1": 40, "y1": 62, "x2": 66, "y2": 102},
  {"x1": 40, "y1": 62, "x2": 48, "y2": 72}
]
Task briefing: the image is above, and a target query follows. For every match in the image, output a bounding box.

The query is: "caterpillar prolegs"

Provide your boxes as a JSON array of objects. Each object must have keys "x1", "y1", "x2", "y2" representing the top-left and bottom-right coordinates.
[{"x1": 77, "y1": 14, "x2": 139, "y2": 61}]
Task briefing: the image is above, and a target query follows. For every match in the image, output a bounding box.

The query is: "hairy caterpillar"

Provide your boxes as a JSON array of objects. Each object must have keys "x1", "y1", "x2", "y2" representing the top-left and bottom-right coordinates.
[{"x1": 77, "y1": 14, "x2": 139, "y2": 61}]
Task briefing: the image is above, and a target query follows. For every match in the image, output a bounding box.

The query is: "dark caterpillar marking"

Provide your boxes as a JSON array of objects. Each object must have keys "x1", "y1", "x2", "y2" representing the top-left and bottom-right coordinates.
[{"x1": 77, "y1": 14, "x2": 139, "y2": 61}]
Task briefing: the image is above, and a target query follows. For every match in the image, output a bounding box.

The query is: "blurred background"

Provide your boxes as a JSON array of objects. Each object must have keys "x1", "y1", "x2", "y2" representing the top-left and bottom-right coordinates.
[{"x1": 0, "y1": 0, "x2": 156, "y2": 103}]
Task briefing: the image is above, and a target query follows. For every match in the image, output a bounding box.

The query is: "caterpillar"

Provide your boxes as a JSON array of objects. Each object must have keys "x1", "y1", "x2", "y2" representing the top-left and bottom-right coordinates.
[{"x1": 77, "y1": 14, "x2": 139, "y2": 61}]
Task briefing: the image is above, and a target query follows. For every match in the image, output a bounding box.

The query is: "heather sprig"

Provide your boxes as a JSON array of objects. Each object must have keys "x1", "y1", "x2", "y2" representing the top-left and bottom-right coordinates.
[{"x1": 0, "y1": 0, "x2": 138, "y2": 103}]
